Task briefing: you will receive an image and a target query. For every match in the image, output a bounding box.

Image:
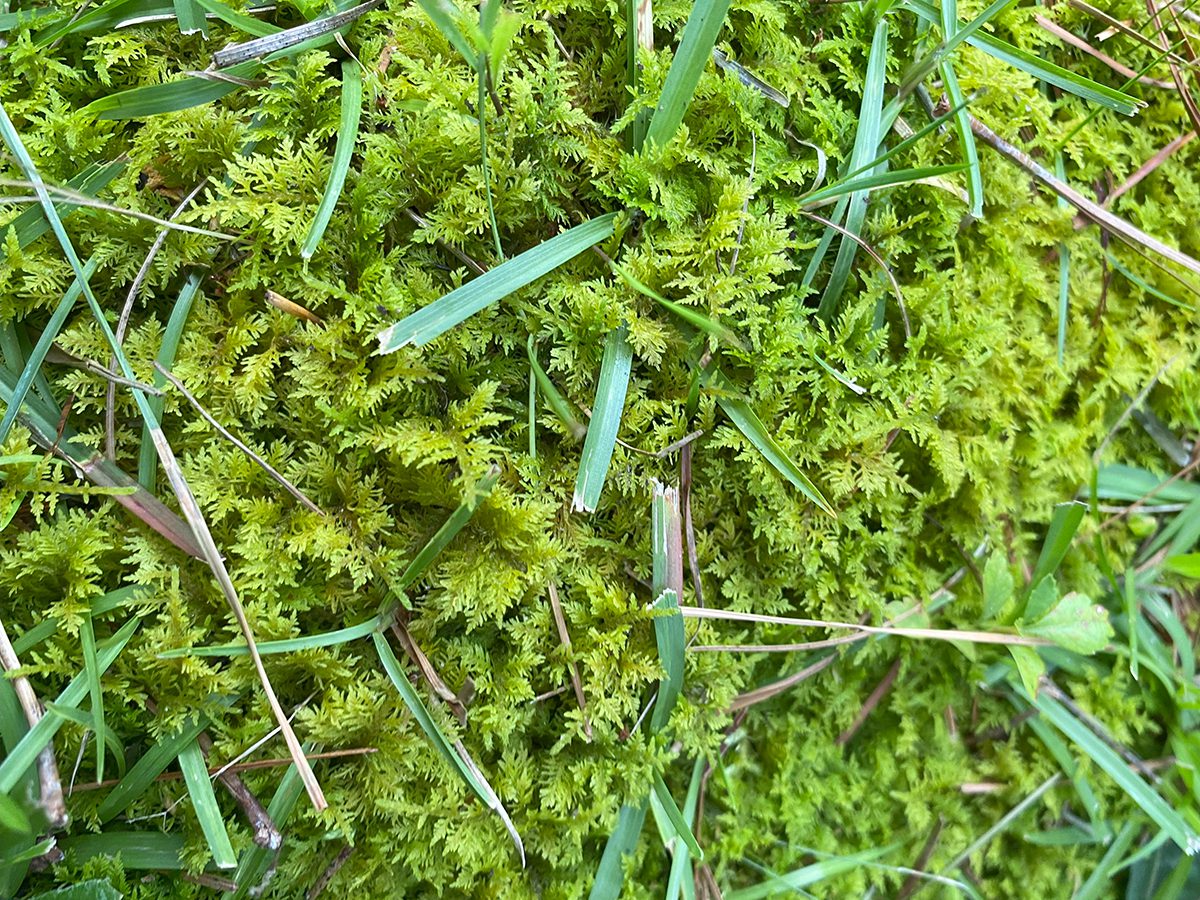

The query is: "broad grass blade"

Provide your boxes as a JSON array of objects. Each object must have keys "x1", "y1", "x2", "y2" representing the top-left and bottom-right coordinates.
[
  {"x1": 645, "y1": 0, "x2": 733, "y2": 148},
  {"x1": 55, "y1": 832, "x2": 185, "y2": 870},
  {"x1": 589, "y1": 802, "x2": 648, "y2": 900},
  {"x1": 82, "y1": 61, "x2": 262, "y2": 119},
  {"x1": 193, "y1": 0, "x2": 279, "y2": 36},
  {"x1": 1030, "y1": 501, "x2": 1086, "y2": 587},
  {"x1": 177, "y1": 741, "x2": 238, "y2": 869},
  {"x1": 173, "y1": 0, "x2": 208, "y2": 35},
  {"x1": 301, "y1": 58, "x2": 362, "y2": 259},
  {"x1": 572, "y1": 325, "x2": 633, "y2": 512},
  {"x1": 377, "y1": 212, "x2": 619, "y2": 351}
]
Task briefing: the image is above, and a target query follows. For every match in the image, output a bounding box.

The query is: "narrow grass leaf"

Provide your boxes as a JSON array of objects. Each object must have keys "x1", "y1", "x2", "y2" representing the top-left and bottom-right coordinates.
[
  {"x1": 940, "y1": 60, "x2": 983, "y2": 218},
  {"x1": 193, "y1": 0, "x2": 279, "y2": 36},
  {"x1": 372, "y1": 631, "x2": 524, "y2": 862},
  {"x1": 650, "y1": 590, "x2": 684, "y2": 733},
  {"x1": 589, "y1": 802, "x2": 648, "y2": 900},
  {"x1": 801, "y1": 164, "x2": 967, "y2": 207},
  {"x1": 1074, "y1": 821, "x2": 1140, "y2": 900},
  {"x1": 0, "y1": 256, "x2": 99, "y2": 445},
  {"x1": 414, "y1": 0, "x2": 476, "y2": 62},
  {"x1": 377, "y1": 212, "x2": 618, "y2": 351},
  {"x1": 645, "y1": 0, "x2": 734, "y2": 148},
  {"x1": 177, "y1": 741, "x2": 237, "y2": 869},
  {"x1": 1031, "y1": 502, "x2": 1086, "y2": 587},
  {"x1": 572, "y1": 325, "x2": 633, "y2": 512},
  {"x1": 1107, "y1": 252, "x2": 1195, "y2": 311},
  {"x1": 55, "y1": 832, "x2": 185, "y2": 870},
  {"x1": 78, "y1": 611, "x2": 106, "y2": 783},
  {"x1": 651, "y1": 772, "x2": 702, "y2": 859},
  {"x1": 665, "y1": 757, "x2": 705, "y2": 900},
  {"x1": 12, "y1": 587, "x2": 145, "y2": 656},
  {"x1": 1096, "y1": 464, "x2": 1200, "y2": 503},
  {"x1": 97, "y1": 717, "x2": 209, "y2": 822},
  {"x1": 0, "y1": 162, "x2": 124, "y2": 263},
  {"x1": 527, "y1": 337, "x2": 586, "y2": 439},
  {"x1": 40, "y1": 703, "x2": 126, "y2": 779},
  {"x1": 159, "y1": 614, "x2": 384, "y2": 658},
  {"x1": 727, "y1": 846, "x2": 894, "y2": 899},
  {"x1": 709, "y1": 374, "x2": 833, "y2": 515},
  {"x1": 397, "y1": 466, "x2": 499, "y2": 590},
  {"x1": 1028, "y1": 689, "x2": 1197, "y2": 852},
  {"x1": 610, "y1": 260, "x2": 744, "y2": 348},
  {"x1": 0, "y1": 617, "x2": 140, "y2": 794},
  {"x1": 301, "y1": 58, "x2": 362, "y2": 259},
  {"x1": 83, "y1": 61, "x2": 262, "y2": 119}
]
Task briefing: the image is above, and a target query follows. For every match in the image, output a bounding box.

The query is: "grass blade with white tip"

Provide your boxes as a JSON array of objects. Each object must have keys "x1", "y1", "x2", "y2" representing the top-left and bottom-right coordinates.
[
  {"x1": 377, "y1": 212, "x2": 618, "y2": 351},
  {"x1": 173, "y1": 0, "x2": 207, "y2": 35},
  {"x1": 572, "y1": 325, "x2": 633, "y2": 512},
  {"x1": 301, "y1": 59, "x2": 362, "y2": 259}
]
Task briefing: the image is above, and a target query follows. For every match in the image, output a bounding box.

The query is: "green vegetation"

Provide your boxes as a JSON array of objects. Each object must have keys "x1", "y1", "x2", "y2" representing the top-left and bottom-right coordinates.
[{"x1": 2, "y1": 0, "x2": 1200, "y2": 896}]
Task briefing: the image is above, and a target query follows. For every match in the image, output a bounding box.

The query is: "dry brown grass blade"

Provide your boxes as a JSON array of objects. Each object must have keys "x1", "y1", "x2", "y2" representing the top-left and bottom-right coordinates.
[
  {"x1": 546, "y1": 582, "x2": 592, "y2": 741},
  {"x1": 265, "y1": 289, "x2": 324, "y2": 325},
  {"x1": 153, "y1": 363, "x2": 326, "y2": 515},
  {"x1": 0, "y1": 616, "x2": 68, "y2": 828},
  {"x1": 835, "y1": 656, "x2": 902, "y2": 745},
  {"x1": 389, "y1": 620, "x2": 467, "y2": 726},
  {"x1": 1069, "y1": 0, "x2": 1195, "y2": 65},
  {"x1": 144, "y1": 418, "x2": 327, "y2": 811},
  {"x1": 969, "y1": 114, "x2": 1200, "y2": 278},
  {"x1": 1145, "y1": 0, "x2": 1200, "y2": 133},
  {"x1": 1035, "y1": 14, "x2": 1177, "y2": 88},
  {"x1": 1104, "y1": 130, "x2": 1196, "y2": 208}
]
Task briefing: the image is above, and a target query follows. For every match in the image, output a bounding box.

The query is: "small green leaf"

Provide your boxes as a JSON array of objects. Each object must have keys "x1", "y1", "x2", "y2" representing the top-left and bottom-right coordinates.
[
  {"x1": 1023, "y1": 575, "x2": 1059, "y2": 622},
  {"x1": 1009, "y1": 644, "x2": 1045, "y2": 699},
  {"x1": 1165, "y1": 553, "x2": 1200, "y2": 579},
  {"x1": 982, "y1": 552, "x2": 1014, "y2": 621},
  {"x1": 589, "y1": 802, "x2": 648, "y2": 900},
  {"x1": 1020, "y1": 592, "x2": 1113, "y2": 655}
]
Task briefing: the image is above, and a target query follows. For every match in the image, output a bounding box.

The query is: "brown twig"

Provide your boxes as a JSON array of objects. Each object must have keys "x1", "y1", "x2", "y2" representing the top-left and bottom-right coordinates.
[
  {"x1": 835, "y1": 656, "x2": 903, "y2": 746},
  {"x1": 546, "y1": 582, "x2": 592, "y2": 740},
  {"x1": 404, "y1": 207, "x2": 487, "y2": 275},
  {"x1": 196, "y1": 729, "x2": 280, "y2": 849},
  {"x1": 154, "y1": 363, "x2": 326, "y2": 515},
  {"x1": 106, "y1": 180, "x2": 207, "y2": 460},
  {"x1": 306, "y1": 844, "x2": 354, "y2": 900},
  {"x1": 1035, "y1": 14, "x2": 1177, "y2": 88},
  {"x1": 895, "y1": 816, "x2": 945, "y2": 900},
  {"x1": 0, "y1": 617, "x2": 68, "y2": 828}
]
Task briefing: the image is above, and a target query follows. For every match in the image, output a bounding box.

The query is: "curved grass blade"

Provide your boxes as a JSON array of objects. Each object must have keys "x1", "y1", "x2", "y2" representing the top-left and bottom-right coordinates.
[
  {"x1": 158, "y1": 614, "x2": 384, "y2": 658},
  {"x1": 0, "y1": 161, "x2": 124, "y2": 263},
  {"x1": 940, "y1": 60, "x2": 983, "y2": 219},
  {"x1": 178, "y1": 741, "x2": 237, "y2": 869},
  {"x1": 1107, "y1": 252, "x2": 1195, "y2": 311},
  {"x1": 527, "y1": 337, "x2": 586, "y2": 439},
  {"x1": 301, "y1": 59, "x2": 362, "y2": 259},
  {"x1": 0, "y1": 256, "x2": 99, "y2": 446},
  {"x1": 727, "y1": 846, "x2": 895, "y2": 900},
  {"x1": 35, "y1": 0, "x2": 172, "y2": 45},
  {"x1": 651, "y1": 772, "x2": 702, "y2": 859},
  {"x1": 801, "y1": 164, "x2": 967, "y2": 208},
  {"x1": 0, "y1": 617, "x2": 140, "y2": 794},
  {"x1": 708, "y1": 372, "x2": 833, "y2": 515},
  {"x1": 609, "y1": 260, "x2": 744, "y2": 348},
  {"x1": 372, "y1": 631, "x2": 524, "y2": 863},
  {"x1": 96, "y1": 716, "x2": 209, "y2": 822},
  {"x1": 41, "y1": 702, "x2": 127, "y2": 780},
  {"x1": 589, "y1": 802, "x2": 649, "y2": 900},
  {"x1": 83, "y1": 61, "x2": 262, "y2": 119},
  {"x1": 376, "y1": 212, "x2": 618, "y2": 351},
  {"x1": 645, "y1": 0, "x2": 734, "y2": 148},
  {"x1": 12, "y1": 586, "x2": 146, "y2": 656},
  {"x1": 572, "y1": 325, "x2": 633, "y2": 513},
  {"x1": 193, "y1": 0, "x2": 280, "y2": 36},
  {"x1": 396, "y1": 466, "x2": 499, "y2": 591}
]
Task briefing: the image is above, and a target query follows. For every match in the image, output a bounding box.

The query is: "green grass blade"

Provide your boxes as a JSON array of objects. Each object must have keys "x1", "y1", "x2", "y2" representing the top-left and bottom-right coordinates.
[
  {"x1": 589, "y1": 802, "x2": 649, "y2": 900},
  {"x1": 0, "y1": 617, "x2": 140, "y2": 794},
  {"x1": 572, "y1": 325, "x2": 633, "y2": 513},
  {"x1": 376, "y1": 212, "x2": 618, "y2": 351},
  {"x1": 82, "y1": 60, "x2": 262, "y2": 119},
  {"x1": 1107, "y1": 252, "x2": 1195, "y2": 311},
  {"x1": 710, "y1": 373, "x2": 833, "y2": 515},
  {"x1": 414, "y1": 0, "x2": 476, "y2": 62},
  {"x1": 527, "y1": 337, "x2": 586, "y2": 439},
  {"x1": 651, "y1": 772, "x2": 702, "y2": 859},
  {"x1": 97, "y1": 716, "x2": 209, "y2": 822},
  {"x1": 139, "y1": 271, "x2": 204, "y2": 490},
  {"x1": 78, "y1": 610, "x2": 106, "y2": 783},
  {"x1": 1028, "y1": 689, "x2": 1196, "y2": 852},
  {"x1": 55, "y1": 832, "x2": 185, "y2": 870},
  {"x1": 41, "y1": 702, "x2": 127, "y2": 779},
  {"x1": 1030, "y1": 501, "x2": 1086, "y2": 587},
  {"x1": 11, "y1": 587, "x2": 146, "y2": 657},
  {"x1": 903, "y1": 0, "x2": 1142, "y2": 114},
  {"x1": 0, "y1": 161, "x2": 125, "y2": 263},
  {"x1": 192, "y1": 0, "x2": 279, "y2": 36},
  {"x1": 1074, "y1": 820, "x2": 1140, "y2": 900},
  {"x1": 159, "y1": 614, "x2": 384, "y2": 658},
  {"x1": 818, "y1": 17, "x2": 889, "y2": 320},
  {"x1": 372, "y1": 631, "x2": 523, "y2": 861},
  {"x1": 301, "y1": 58, "x2": 362, "y2": 259},
  {"x1": 609, "y1": 260, "x2": 744, "y2": 348},
  {"x1": 396, "y1": 466, "x2": 499, "y2": 591},
  {"x1": 940, "y1": 60, "x2": 983, "y2": 219},
  {"x1": 649, "y1": 589, "x2": 683, "y2": 733},
  {"x1": 173, "y1": 0, "x2": 208, "y2": 35},
  {"x1": 644, "y1": 0, "x2": 733, "y2": 148},
  {"x1": 34, "y1": 0, "x2": 168, "y2": 46},
  {"x1": 664, "y1": 757, "x2": 705, "y2": 900},
  {"x1": 0, "y1": 256, "x2": 99, "y2": 445},
  {"x1": 727, "y1": 846, "x2": 894, "y2": 900},
  {"x1": 801, "y1": 164, "x2": 967, "y2": 207},
  {"x1": 177, "y1": 741, "x2": 238, "y2": 869}
]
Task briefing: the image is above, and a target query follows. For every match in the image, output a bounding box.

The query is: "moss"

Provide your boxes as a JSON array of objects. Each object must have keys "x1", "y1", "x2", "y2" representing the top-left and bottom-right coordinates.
[{"x1": 1, "y1": 0, "x2": 1197, "y2": 895}]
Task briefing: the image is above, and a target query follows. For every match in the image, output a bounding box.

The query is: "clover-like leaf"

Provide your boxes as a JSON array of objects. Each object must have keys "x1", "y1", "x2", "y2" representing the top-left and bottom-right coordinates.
[
  {"x1": 1009, "y1": 645, "x2": 1045, "y2": 698},
  {"x1": 1019, "y1": 592, "x2": 1113, "y2": 655},
  {"x1": 982, "y1": 552, "x2": 1014, "y2": 621}
]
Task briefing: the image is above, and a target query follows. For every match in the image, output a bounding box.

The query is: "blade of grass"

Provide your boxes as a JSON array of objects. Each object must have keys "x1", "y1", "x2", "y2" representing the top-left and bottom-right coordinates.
[
  {"x1": 708, "y1": 372, "x2": 833, "y2": 515},
  {"x1": 192, "y1": 0, "x2": 279, "y2": 36},
  {"x1": 159, "y1": 614, "x2": 385, "y2": 658},
  {"x1": 173, "y1": 0, "x2": 208, "y2": 35},
  {"x1": 940, "y1": 60, "x2": 983, "y2": 218},
  {"x1": 82, "y1": 60, "x2": 262, "y2": 119},
  {"x1": 1031, "y1": 502, "x2": 1087, "y2": 587},
  {"x1": 572, "y1": 325, "x2": 633, "y2": 512},
  {"x1": 0, "y1": 161, "x2": 124, "y2": 263},
  {"x1": 728, "y1": 846, "x2": 896, "y2": 899},
  {"x1": 78, "y1": 610, "x2": 105, "y2": 783},
  {"x1": 372, "y1": 630, "x2": 524, "y2": 862},
  {"x1": 650, "y1": 588, "x2": 684, "y2": 733},
  {"x1": 55, "y1": 832, "x2": 186, "y2": 870},
  {"x1": 527, "y1": 337, "x2": 586, "y2": 439},
  {"x1": 12, "y1": 586, "x2": 145, "y2": 656},
  {"x1": 664, "y1": 757, "x2": 705, "y2": 900},
  {"x1": 1107, "y1": 252, "x2": 1195, "y2": 311},
  {"x1": 651, "y1": 772, "x2": 702, "y2": 858},
  {"x1": 376, "y1": 212, "x2": 618, "y2": 351},
  {"x1": 1026, "y1": 687, "x2": 1197, "y2": 852},
  {"x1": 301, "y1": 58, "x2": 362, "y2": 259},
  {"x1": 395, "y1": 466, "x2": 499, "y2": 591},
  {"x1": 1074, "y1": 820, "x2": 1141, "y2": 899},
  {"x1": 0, "y1": 617, "x2": 140, "y2": 794},
  {"x1": 644, "y1": 0, "x2": 733, "y2": 148},
  {"x1": 177, "y1": 741, "x2": 238, "y2": 869},
  {"x1": 96, "y1": 716, "x2": 209, "y2": 821},
  {"x1": 0, "y1": 97, "x2": 326, "y2": 812},
  {"x1": 40, "y1": 702, "x2": 127, "y2": 779},
  {"x1": 414, "y1": 0, "x2": 475, "y2": 61},
  {"x1": 589, "y1": 802, "x2": 649, "y2": 900},
  {"x1": 0, "y1": 256, "x2": 99, "y2": 446},
  {"x1": 801, "y1": 164, "x2": 968, "y2": 207},
  {"x1": 609, "y1": 259, "x2": 744, "y2": 348},
  {"x1": 818, "y1": 17, "x2": 889, "y2": 320}
]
